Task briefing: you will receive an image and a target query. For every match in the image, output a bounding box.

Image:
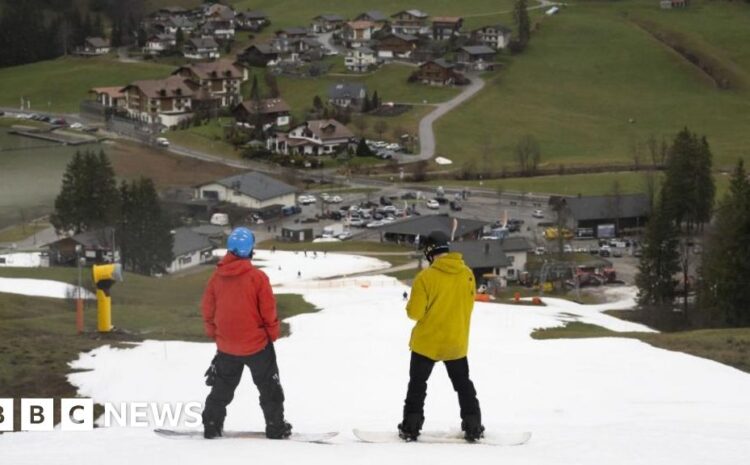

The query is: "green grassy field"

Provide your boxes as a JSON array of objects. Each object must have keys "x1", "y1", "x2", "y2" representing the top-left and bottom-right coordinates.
[
  {"x1": 0, "y1": 266, "x2": 317, "y2": 422},
  {"x1": 425, "y1": 169, "x2": 732, "y2": 199},
  {"x1": 0, "y1": 56, "x2": 174, "y2": 113},
  {"x1": 532, "y1": 322, "x2": 750, "y2": 374},
  {"x1": 434, "y1": 0, "x2": 750, "y2": 171}
]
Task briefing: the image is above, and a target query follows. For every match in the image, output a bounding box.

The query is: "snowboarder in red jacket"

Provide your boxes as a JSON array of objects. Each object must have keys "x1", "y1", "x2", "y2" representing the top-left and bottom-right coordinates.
[{"x1": 201, "y1": 227, "x2": 292, "y2": 439}]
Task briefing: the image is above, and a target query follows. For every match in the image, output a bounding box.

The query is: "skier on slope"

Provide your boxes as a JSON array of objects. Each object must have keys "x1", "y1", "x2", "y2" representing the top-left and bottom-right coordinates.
[
  {"x1": 201, "y1": 227, "x2": 292, "y2": 440},
  {"x1": 398, "y1": 230, "x2": 485, "y2": 442}
]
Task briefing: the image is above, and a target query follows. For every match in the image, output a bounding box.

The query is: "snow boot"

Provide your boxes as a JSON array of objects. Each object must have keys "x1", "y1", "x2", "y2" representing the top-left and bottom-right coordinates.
[
  {"x1": 461, "y1": 414, "x2": 485, "y2": 442},
  {"x1": 265, "y1": 420, "x2": 292, "y2": 439},
  {"x1": 203, "y1": 419, "x2": 223, "y2": 439},
  {"x1": 398, "y1": 413, "x2": 424, "y2": 441}
]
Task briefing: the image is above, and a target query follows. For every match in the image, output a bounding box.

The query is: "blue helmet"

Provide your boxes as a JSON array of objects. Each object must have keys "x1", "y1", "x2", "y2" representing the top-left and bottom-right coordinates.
[{"x1": 227, "y1": 227, "x2": 255, "y2": 258}]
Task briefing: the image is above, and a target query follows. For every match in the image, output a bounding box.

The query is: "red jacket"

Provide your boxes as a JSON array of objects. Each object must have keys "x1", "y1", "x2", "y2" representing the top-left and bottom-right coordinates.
[{"x1": 202, "y1": 253, "x2": 280, "y2": 356}]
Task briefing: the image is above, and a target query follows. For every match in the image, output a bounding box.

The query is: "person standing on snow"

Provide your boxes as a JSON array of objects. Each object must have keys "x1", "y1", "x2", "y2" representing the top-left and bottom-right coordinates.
[
  {"x1": 201, "y1": 227, "x2": 292, "y2": 440},
  {"x1": 398, "y1": 230, "x2": 484, "y2": 442}
]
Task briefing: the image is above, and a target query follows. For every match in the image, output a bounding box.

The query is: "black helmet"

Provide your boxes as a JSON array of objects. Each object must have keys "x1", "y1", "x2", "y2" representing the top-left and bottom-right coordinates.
[{"x1": 421, "y1": 230, "x2": 450, "y2": 263}]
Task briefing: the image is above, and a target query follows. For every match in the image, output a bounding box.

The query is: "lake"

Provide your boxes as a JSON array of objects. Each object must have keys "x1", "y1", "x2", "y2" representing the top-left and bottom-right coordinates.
[{"x1": 0, "y1": 126, "x2": 102, "y2": 229}]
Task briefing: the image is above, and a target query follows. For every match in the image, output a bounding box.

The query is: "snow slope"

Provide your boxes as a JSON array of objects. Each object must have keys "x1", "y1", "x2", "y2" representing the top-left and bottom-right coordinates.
[
  {"x1": 2, "y1": 252, "x2": 749, "y2": 465},
  {"x1": 0, "y1": 277, "x2": 95, "y2": 299}
]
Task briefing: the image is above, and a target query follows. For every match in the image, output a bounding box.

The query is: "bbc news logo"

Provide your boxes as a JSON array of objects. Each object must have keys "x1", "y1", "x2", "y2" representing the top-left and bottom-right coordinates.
[{"x1": 0, "y1": 399, "x2": 202, "y2": 432}]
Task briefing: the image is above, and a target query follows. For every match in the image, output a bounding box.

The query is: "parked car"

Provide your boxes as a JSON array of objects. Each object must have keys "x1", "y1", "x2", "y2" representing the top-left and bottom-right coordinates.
[
  {"x1": 382, "y1": 205, "x2": 397, "y2": 214},
  {"x1": 320, "y1": 193, "x2": 330, "y2": 201},
  {"x1": 380, "y1": 196, "x2": 393, "y2": 206},
  {"x1": 599, "y1": 246, "x2": 611, "y2": 257},
  {"x1": 300, "y1": 217, "x2": 319, "y2": 223},
  {"x1": 366, "y1": 220, "x2": 384, "y2": 228},
  {"x1": 401, "y1": 192, "x2": 418, "y2": 200},
  {"x1": 348, "y1": 218, "x2": 366, "y2": 227},
  {"x1": 155, "y1": 137, "x2": 170, "y2": 147},
  {"x1": 532, "y1": 209, "x2": 544, "y2": 218},
  {"x1": 329, "y1": 195, "x2": 343, "y2": 203},
  {"x1": 449, "y1": 200, "x2": 462, "y2": 211},
  {"x1": 534, "y1": 246, "x2": 546, "y2": 255},
  {"x1": 426, "y1": 199, "x2": 440, "y2": 209},
  {"x1": 612, "y1": 249, "x2": 623, "y2": 258},
  {"x1": 337, "y1": 231, "x2": 353, "y2": 240},
  {"x1": 297, "y1": 195, "x2": 316, "y2": 205},
  {"x1": 563, "y1": 244, "x2": 573, "y2": 253}
]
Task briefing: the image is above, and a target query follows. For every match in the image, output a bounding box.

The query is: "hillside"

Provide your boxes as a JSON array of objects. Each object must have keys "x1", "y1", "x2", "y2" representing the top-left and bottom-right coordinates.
[{"x1": 434, "y1": 0, "x2": 750, "y2": 171}]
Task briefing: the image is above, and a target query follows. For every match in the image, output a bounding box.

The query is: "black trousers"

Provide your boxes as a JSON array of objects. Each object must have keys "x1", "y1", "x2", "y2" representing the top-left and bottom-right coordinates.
[
  {"x1": 203, "y1": 343, "x2": 285, "y2": 427},
  {"x1": 403, "y1": 351, "x2": 481, "y2": 420}
]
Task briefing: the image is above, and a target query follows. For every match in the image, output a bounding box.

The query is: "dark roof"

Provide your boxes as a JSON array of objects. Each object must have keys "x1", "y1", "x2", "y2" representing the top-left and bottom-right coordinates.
[
  {"x1": 356, "y1": 11, "x2": 388, "y2": 22},
  {"x1": 51, "y1": 227, "x2": 115, "y2": 250},
  {"x1": 392, "y1": 9, "x2": 429, "y2": 19},
  {"x1": 245, "y1": 43, "x2": 279, "y2": 55},
  {"x1": 314, "y1": 14, "x2": 345, "y2": 22},
  {"x1": 565, "y1": 194, "x2": 651, "y2": 222},
  {"x1": 85, "y1": 37, "x2": 109, "y2": 48},
  {"x1": 172, "y1": 227, "x2": 213, "y2": 257},
  {"x1": 328, "y1": 82, "x2": 366, "y2": 99},
  {"x1": 450, "y1": 240, "x2": 512, "y2": 269},
  {"x1": 497, "y1": 236, "x2": 532, "y2": 253},
  {"x1": 458, "y1": 45, "x2": 496, "y2": 56},
  {"x1": 276, "y1": 27, "x2": 309, "y2": 36},
  {"x1": 424, "y1": 58, "x2": 454, "y2": 69},
  {"x1": 474, "y1": 23, "x2": 513, "y2": 34},
  {"x1": 380, "y1": 214, "x2": 487, "y2": 237},
  {"x1": 186, "y1": 37, "x2": 218, "y2": 49},
  {"x1": 205, "y1": 171, "x2": 298, "y2": 201},
  {"x1": 380, "y1": 32, "x2": 418, "y2": 42},
  {"x1": 236, "y1": 98, "x2": 291, "y2": 115}
]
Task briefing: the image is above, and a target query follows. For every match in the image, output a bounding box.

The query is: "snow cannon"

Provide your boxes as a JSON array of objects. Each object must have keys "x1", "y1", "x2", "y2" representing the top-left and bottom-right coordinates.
[{"x1": 92, "y1": 263, "x2": 123, "y2": 333}]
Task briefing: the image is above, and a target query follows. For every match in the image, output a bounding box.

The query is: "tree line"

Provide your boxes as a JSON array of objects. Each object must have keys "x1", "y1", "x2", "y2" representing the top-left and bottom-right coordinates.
[
  {"x1": 51, "y1": 150, "x2": 174, "y2": 275},
  {"x1": 0, "y1": 0, "x2": 145, "y2": 68},
  {"x1": 635, "y1": 127, "x2": 749, "y2": 327}
]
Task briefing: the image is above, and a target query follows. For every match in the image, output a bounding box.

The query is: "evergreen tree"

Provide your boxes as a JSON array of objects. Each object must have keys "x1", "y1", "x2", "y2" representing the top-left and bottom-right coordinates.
[
  {"x1": 362, "y1": 91, "x2": 371, "y2": 112},
  {"x1": 175, "y1": 27, "x2": 185, "y2": 51},
  {"x1": 371, "y1": 90, "x2": 380, "y2": 109},
  {"x1": 264, "y1": 72, "x2": 280, "y2": 98},
  {"x1": 312, "y1": 95, "x2": 323, "y2": 112},
  {"x1": 698, "y1": 159, "x2": 750, "y2": 327},
  {"x1": 513, "y1": 0, "x2": 531, "y2": 49},
  {"x1": 118, "y1": 178, "x2": 174, "y2": 275},
  {"x1": 635, "y1": 196, "x2": 680, "y2": 308},
  {"x1": 356, "y1": 138, "x2": 373, "y2": 157},
  {"x1": 51, "y1": 150, "x2": 120, "y2": 234},
  {"x1": 249, "y1": 75, "x2": 260, "y2": 101}
]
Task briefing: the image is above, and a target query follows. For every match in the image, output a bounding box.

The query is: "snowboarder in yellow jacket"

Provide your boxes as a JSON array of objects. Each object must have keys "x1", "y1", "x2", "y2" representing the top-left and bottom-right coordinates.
[{"x1": 399, "y1": 230, "x2": 485, "y2": 442}]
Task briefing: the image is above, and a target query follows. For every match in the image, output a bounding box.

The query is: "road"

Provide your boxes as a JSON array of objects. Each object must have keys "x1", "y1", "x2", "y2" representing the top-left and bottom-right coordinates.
[{"x1": 402, "y1": 74, "x2": 486, "y2": 163}]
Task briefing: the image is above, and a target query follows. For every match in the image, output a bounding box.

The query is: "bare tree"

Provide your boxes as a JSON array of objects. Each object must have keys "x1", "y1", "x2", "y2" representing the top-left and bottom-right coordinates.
[
  {"x1": 609, "y1": 180, "x2": 623, "y2": 233},
  {"x1": 516, "y1": 135, "x2": 540, "y2": 175},
  {"x1": 351, "y1": 115, "x2": 368, "y2": 136},
  {"x1": 412, "y1": 160, "x2": 429, "y2": 182},
  {"x1": 373, "y1": 120, "x2": 388, "y2": 139},
  {"x1": 643, "y1": 171, "x2": 658, "y2": 208}
]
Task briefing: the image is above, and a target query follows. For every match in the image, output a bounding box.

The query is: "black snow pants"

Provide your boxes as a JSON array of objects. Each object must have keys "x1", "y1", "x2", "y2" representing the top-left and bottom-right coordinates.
[
  {"x1": 202, "y1": 343, "x2": 285, "y2": 428},
  {"x1": 403, "y1": 351, "x2": 481, "y2": 420}
]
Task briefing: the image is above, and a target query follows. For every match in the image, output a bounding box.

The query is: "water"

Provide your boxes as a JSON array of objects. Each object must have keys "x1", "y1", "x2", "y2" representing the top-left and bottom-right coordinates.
[{"x1": 0, "y1": 127, "x2": 101, "y2": 229}]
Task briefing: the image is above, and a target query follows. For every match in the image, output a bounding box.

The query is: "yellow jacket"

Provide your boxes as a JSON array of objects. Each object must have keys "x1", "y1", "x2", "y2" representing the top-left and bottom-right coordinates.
[{"x1": 406, "y1": 252, "x2": 476, "y2": 361}]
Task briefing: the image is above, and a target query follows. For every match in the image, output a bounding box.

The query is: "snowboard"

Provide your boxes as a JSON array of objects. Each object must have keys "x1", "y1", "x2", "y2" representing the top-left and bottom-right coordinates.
[
  {"x1": 352, "y1": 428, "x2": 531, "y2": 446},
  {"x1": 154, "y1": 428, "x2": 338, "y2": 444}
]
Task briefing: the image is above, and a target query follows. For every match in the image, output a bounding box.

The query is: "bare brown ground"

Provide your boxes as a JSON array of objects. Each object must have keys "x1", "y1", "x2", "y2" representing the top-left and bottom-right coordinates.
[{"x1": 107, "y1": 140, "x2": 242, "y2": 189}]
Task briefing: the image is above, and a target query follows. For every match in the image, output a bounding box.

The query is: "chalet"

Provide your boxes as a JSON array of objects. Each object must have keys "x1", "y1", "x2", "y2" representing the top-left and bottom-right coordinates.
[
  {"x1": 196, "y1": 171, "x2": 298, "y2": 210},
  {"x1": 471, "y1": 24, "x2": 512, "y2": 50},
  {"x1": 375, "y1": 32, "x2": 418, "y2": 59},
  {"x1": 450, "y1": 240, "x2": 512, "y2": 287},
  {"x1": 328, "y1": 82, "x2": 367, "y2": 108},
  {"x1": 379, "y1": 214, "x2": 487, "y2": 245},
  {"x1": 275, "y1": 27, "x2": 310, "y2": 40},
  {"x1": 202, "y1": 19, "x2": 235, "y2": 40},
  {"x1": 390, "y1": 9, "x2": 429, "y2": 36},
  {"x1": 432, "y1": 16, "x2": 463, "y2": 41},
  {"x1": 564, "y1": 194, "x2": 651, "y2": 237},
  {"x1": 354, "y1": 11, "x2": 389, "y2": 31},
  {"x1": 455, "y1": 45, "x2": 497, "y2": 70},
  {"x1": 164, "y1": 16, "x2": 195, "y2": 34},
  {"x1": 152, "y1": 6, "x2": 190, "y2": 21},
  {"x1": 203, "y1": 3, "x2": 236, "y2": 22},
  {"x1": 183, "y1": 37, "x2": 220, "y2": 60},
  {"x1": 89, "y1": 87, "x2": 126, "y2": 109},
  {"x1": 167, "y1": 227, "x2": 214, "y2": 274},
  {"x1": 345, "y1": 47, "x2": 377, "y2": 72},
  {"x1": 267, "y1": 119, "x2": 355, "y2": 156},
  {"x1": 239, "y1": 43, "x2": 281, "y2": 67},
  {"x1": 47, "y1": 227, "x2": 117, "y2": 266},
  {"x1": 236, "y1": 10, "x2": 269, "y2": 31},
  {"x1": 342, "y1": 21, "x2": 374, "y2": 48},
  {"x1": 312, "y1": 14, "x2": 345, "y2": 33},
  {"x1": 412, "y1": 59, "x2": 463, "y2": 86},
  {"x1": 121, "y1": 76, "x2": 196, "y2": 127},
  {"x1": 144, "y1": 33, "x2": 176, "y2": 55},
  {"x1": 233, "y1": 98, "x2": 291, "y2": 128},
  {"x1": 172, "y1": 60, "x2": 247, "y2": 107},
  {"x1": 76, "y1": 37, "x2": 111, "y2": 56}
]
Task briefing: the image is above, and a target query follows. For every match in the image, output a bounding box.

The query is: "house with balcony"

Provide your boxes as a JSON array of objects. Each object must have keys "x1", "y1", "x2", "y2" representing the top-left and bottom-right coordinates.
[
  {"x1": 432, "y1": 16, "x2": 463, "y2": 41},
  {"x1": 267, "y1": 119, "x2": 355, "y2": 155},
  {"x1": 121, "y1": 76, "x2": 196, "y2": 128},
  {"x1": 183, "y1": 37, "x2": 220, "y2": 60},
  {"x1": 345, "y1": 47, "x2": 377, "y2": 72},
  {"x1": 471, "y1": 24, "x2": 513, "y2": 50},
  {"x1": 172, "y1": 59, "x2": 247, "y2": 108},
  {"x1": 342, "y1": 20, "x2": 374, "y2": 48},
  {"x1": 236, "y1": 10, "x2": 269, "y2": 31},
  {"x1": 328, "y1": 82, "x2": 367, "y2": 109},
  {"x1": 144, "y1": 33, "x2": 176, "y2": 56},
  {"x1": 455, "y1": 45, "x2": 497, "y2": 70},
  {"x1": 312, "y1": 14, "x2": 345, "y2": 32},
  {"x1": 75, "y1": 37, "x2": 111, "y2": 56},
  {"x1": 411, "y1": 59, "x2": 463, "y2": 86},
  {"x1": 375, "y1": 32, "x2": 418, "y2": 59},
  {"x1": 233, "y1": 98, "x2": 292, "y2": 128},
  {"x1": 390, "y1": 10, "x2": 429, "y2": 36},
  {"x1": 353, "y1": 11, "x2": 389, "y2": 31}
]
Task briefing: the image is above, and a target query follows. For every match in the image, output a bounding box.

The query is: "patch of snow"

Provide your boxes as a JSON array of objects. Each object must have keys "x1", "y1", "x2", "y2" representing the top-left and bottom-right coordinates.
[
  {"x1": 0, "y1": 277, "x2": 95, "y2": 300},
  {"x1": 434, "y1": 157, "x2": 452, "y2": 165}
]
